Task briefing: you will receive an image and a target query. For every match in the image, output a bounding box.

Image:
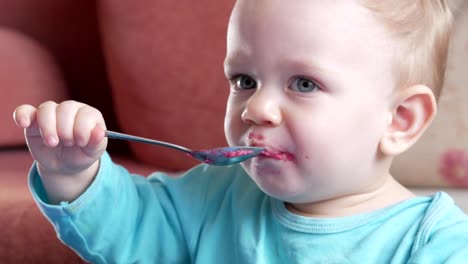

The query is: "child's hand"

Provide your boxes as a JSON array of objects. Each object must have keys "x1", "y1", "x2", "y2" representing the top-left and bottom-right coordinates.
[{"x1": 13, "y1": 101, "x2": 108, "y2": 203}]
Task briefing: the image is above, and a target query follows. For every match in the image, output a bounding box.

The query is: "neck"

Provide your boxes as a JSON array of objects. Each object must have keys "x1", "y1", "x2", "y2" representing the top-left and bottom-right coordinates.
[{"x1": 286, "y1": 175, "x2": 415, "y2": 218}]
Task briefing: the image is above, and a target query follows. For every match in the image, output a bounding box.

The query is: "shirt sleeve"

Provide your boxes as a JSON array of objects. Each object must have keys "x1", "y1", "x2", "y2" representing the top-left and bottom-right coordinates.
[
  {"x1": 28, "y1": 152, "x2": 194, "y2": 264},
  {"x1": 408, "y1": 222, "x2": 468, "y2": 263},
  {"x1": 408, "y1": 197, "x2": 468, "y2": 263}
]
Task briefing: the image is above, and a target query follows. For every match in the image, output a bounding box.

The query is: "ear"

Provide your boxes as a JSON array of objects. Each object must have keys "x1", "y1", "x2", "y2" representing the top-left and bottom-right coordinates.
[{"x1": 379, "y1": 85, "x2": 437, "y2": 156}]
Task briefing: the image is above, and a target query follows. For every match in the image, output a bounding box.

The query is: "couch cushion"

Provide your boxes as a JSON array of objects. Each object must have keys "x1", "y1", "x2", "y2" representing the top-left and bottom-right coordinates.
[
  {"x1": 0, "y1": 150, "x2": 84, "y2": 263},
  {"x1": 0, "y1": 27, "x2": 67, "y2": 146},
  {"x1": 99, "y1": 0, "x2": 235, "y2": 171},
  {"x1": 0, "y1": 0, "x2": 124, "y2": 153},
  {"x1": 0, "y1": 149, "x2": 161, "y2": 262}
]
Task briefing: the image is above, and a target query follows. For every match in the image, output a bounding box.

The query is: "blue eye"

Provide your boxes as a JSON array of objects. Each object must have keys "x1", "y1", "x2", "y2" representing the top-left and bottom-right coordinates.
[
  {"x1": 232, "y1": 75, "x2": 257, "y2": 90},
  {"x1": 290, "y1": 77, "x2": 318, "y2": 93}
]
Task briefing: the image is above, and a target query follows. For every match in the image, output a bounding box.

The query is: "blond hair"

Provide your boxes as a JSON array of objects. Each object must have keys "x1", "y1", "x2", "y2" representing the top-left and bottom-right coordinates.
[{"x1": 362, "y1": 0, "x2": 454, "y2": 99}]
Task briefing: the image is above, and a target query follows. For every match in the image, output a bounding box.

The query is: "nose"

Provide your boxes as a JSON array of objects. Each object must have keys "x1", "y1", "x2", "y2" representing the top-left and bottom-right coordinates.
[{"x1": 241, "y1": 89, "x2": 282, "y2": 126}]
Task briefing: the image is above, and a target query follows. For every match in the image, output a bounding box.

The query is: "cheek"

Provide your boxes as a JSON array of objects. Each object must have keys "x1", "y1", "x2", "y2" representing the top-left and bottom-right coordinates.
[
  {"x1": 224, "y1": 97, "x2": 245, "y2": 146},
  {"x1": 292, "y1": 104, "x2": 387, "y2": 166}
]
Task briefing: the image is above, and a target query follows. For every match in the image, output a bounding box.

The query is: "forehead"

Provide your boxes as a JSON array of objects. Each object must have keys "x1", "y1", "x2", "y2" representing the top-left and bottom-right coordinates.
[{"x1": 226, "y1": 0, "x2": 394, "y2": 74}]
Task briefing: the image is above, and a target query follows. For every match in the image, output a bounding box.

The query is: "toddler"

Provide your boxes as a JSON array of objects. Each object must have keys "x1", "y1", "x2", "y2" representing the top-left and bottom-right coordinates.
[{"x1": 13, "y1": 0, "x2": 468, "y2": 263}]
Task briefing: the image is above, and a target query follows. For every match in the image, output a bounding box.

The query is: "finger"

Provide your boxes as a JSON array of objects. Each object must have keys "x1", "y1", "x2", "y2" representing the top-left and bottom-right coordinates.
[
  {"x1": 83, "y1": 124, "x2": 107, "y2": 160},
  {"x1": 13, "y1": 104, "x2": 37, "y2": 128},
  {"x1": 89, "y1": 124, "x2": 106, "y2": 147},
  {"x1": 36, "y1": 101, "x2": 59, "y2": 147},
  {"x1": 74, "y1": 105, "x2": 106, "y2": 148},
  {"x1": 56, "y1": 100, "x2": 85, "y2": 147}
]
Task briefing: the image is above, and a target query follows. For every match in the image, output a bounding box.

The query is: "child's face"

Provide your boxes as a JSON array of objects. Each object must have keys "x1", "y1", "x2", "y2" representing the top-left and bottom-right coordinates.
[{"x1": 224, "y1": 0, "x2": 398, "y2": 204}]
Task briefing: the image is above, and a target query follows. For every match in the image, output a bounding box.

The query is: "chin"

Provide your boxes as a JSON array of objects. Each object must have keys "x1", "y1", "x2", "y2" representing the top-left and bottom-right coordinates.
[
  {"x1": 259, "y1": 185, "x2": 307, "y2": 203},
  {"x1": 247, "y1": 172, "x2": 303, "y2": 200}
]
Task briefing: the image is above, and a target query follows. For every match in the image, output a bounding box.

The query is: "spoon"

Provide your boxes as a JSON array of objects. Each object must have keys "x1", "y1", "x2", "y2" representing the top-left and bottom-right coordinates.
[{"x1": 105, "y1": 130, "x2": 264, "y2": 166}]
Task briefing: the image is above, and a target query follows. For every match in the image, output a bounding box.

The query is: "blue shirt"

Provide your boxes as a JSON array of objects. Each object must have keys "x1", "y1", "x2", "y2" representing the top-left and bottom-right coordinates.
[{"x1": 29, "y1": 152, "x2": 468, "y2": 263}]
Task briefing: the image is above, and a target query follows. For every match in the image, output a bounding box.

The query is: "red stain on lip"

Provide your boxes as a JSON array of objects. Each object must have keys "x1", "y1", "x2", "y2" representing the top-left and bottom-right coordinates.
[
  {"x1": 249, "y1": 136, "x2": 294, "y2": 161},
  {"x1": 248, "y1": 133, "x2": 264, "y2": 140},
  {"x1": 439, "y1": 149, "x2": 468, "y2": 187},
  {"x1": 260, "y1": 150, "x2": 294, "y2": 161}
]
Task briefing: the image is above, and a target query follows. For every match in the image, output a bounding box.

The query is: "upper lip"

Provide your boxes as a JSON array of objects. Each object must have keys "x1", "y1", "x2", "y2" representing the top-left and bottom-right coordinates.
[
  {"x1": 247, "y1": 131, "x2": 294, "y2": 156},
  {"x1": 250, "y1": 142, "x2": 275, "y2": 152},
  {"x1": 249, "y1": 139, "x2": 269, "y2": 150}
]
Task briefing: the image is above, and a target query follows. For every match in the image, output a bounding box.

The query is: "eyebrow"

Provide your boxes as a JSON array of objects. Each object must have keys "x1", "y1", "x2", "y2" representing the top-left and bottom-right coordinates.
[
  {"x1": 224, "y1": 51, "x2": 334, "y2": 82},
  {"x1": 224, "y1": 50, "x2": 250, "y2": 68},
  {"x1": 279, "y1": 57, "x2": 331, "y2": 75}
]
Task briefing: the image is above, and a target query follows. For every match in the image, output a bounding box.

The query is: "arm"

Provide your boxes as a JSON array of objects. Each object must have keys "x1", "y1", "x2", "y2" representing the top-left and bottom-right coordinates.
[
  {"x1": 15, "y1": 101, "x2": 192, "y2": 263},
  {"x1": 29, "y1": 152, "x2": 191, "y2": 263}
]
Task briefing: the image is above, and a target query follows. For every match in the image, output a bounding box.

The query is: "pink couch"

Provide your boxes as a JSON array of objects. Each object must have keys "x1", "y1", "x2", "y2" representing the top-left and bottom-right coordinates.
[{"x1": 0, "y1": 0, "x2": 234, "y2": 262}]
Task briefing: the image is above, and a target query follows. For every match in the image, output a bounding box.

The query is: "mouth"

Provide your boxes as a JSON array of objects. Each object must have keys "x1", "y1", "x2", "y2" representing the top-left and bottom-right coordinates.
[{"x1": 250, "y1": 143, "x2": 294, "y2": 161}]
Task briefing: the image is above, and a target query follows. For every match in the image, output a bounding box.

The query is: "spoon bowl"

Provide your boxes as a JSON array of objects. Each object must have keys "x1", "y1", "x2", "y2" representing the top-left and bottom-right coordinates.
[
  {"x1": 189, "y1": 146, "x2": 265, "y2": 165},
  {"x1": 105, "y1": 130, "x2": 264, "y2": 166}
]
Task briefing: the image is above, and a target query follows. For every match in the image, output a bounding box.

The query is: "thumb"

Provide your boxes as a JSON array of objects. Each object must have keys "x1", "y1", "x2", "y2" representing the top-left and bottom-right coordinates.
[{"x1": 82, "y1": 124, "x2": 108, "y2": 159}]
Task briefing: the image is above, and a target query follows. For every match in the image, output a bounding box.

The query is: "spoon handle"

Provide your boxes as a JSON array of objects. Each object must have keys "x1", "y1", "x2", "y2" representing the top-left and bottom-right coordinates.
[{"x1": 105, "y1": 130, "x2": 192, "y2": 154}]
